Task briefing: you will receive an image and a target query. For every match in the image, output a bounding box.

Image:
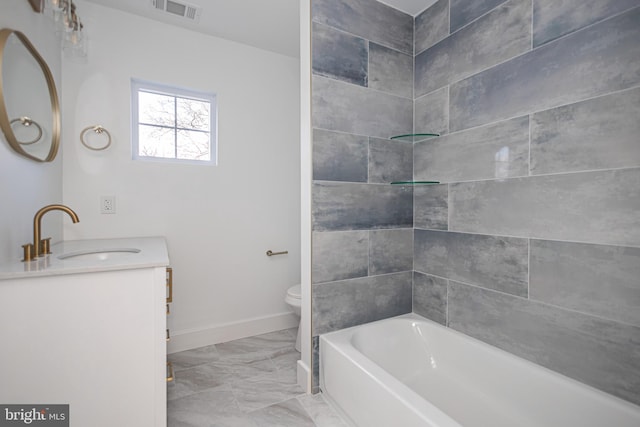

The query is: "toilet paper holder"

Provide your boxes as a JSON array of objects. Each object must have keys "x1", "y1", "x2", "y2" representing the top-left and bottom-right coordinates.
[{"x1": 266, "y1": 250, "x2": 288, "y2": 257}]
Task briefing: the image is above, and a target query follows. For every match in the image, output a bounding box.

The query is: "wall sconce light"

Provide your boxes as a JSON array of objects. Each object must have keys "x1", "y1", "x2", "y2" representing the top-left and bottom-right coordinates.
[{"x1": 26, "y1": 0, "x2": 87, "y2": 59}]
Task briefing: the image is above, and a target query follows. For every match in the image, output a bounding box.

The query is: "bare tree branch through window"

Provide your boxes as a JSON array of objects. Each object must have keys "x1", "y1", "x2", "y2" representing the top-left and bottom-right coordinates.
[{"x1": 132, "y1": 79, "x2": 216, "y2": 164}]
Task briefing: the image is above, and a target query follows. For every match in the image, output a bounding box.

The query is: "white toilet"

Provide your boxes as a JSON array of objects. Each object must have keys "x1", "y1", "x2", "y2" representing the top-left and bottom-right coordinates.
[{"x1": 284, "y1": 284, "x2": 301, "y2": 352}]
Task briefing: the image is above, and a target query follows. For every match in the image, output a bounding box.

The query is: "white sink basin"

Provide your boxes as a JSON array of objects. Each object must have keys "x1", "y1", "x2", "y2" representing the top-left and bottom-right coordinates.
[{"x1": 58, "y1": 248, "x2": 141, "y2": 261}]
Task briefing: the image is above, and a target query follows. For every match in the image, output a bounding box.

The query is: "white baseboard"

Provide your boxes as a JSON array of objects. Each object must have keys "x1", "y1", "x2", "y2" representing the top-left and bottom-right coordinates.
[
  {"x1": 168, "y1": 312, "x2": 299, "y2": 354},
  {"x1": 297, "y1": 359, "x2": 311, "y2": 392}
]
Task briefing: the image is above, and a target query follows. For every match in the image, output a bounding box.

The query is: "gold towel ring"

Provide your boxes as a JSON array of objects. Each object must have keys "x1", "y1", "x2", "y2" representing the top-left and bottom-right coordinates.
[
  {"x1": 80, "y1": 125, "x2": 112, "y2": 151},
  {"x1": 9, "y1": 117, "x2": 43, "y2": 145}
]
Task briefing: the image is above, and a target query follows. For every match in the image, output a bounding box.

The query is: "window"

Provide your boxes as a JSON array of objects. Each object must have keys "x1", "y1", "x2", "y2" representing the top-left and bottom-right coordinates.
[{"x1": 131, "y1": 79, "x2": 217, "y2": 164}]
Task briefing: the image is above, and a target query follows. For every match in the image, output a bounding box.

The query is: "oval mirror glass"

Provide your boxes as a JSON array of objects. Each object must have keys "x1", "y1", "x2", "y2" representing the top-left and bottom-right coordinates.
[{"x1": 0, "y1": 28, "x2": 60, "y2": 162}]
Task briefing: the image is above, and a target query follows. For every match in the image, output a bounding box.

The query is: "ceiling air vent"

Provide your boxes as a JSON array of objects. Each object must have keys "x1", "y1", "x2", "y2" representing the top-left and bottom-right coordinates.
[{"x1": 151, "y1": 0, "x2": 202, "y2": 21}]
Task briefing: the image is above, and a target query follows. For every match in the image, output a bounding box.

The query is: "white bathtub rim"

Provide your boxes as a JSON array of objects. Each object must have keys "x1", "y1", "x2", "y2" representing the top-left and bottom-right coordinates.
[
  {"x1": 320, "y1": 333, "x2": 461, "y2": 427},
  {"x1": 320, "y1": 312, "x2": 640, "y2": 421}
]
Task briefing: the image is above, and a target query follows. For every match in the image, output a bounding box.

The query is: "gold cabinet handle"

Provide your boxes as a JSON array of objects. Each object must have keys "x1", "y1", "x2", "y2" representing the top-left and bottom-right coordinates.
[
  {"x1": 166, "y1": 267, "x2": 173, "y2": 303},
  {"x1": 166, "y1": 329, "x2": 171, "y2": 342},
  {"x1": 166, "y1": 362, "x2": 174, "y2": 382}
]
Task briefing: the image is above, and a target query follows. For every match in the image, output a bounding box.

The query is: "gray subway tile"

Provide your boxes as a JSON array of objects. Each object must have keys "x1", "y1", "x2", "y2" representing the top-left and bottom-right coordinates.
[
  {"x1": 414, "y1": 116, "x2": 529, "y2": 183},
  {"x1": 414, "y1": 87, "x2": 449, "y2": 137},
  {"x1": 370, "y1": 228, "x2": 413, "y2": 275},
  {"x1": 368, "y1": 138, "x2": 412, "y2": 184},
  {"x1": 413, "y1": 271, "x2": 448, "y2": 325},
  {"x1": 312, "y1": 182, "x2": 413, "y2": 231},
  {"x1": 449, "y1": 168, "x2": 640, "y2": 247},
  {"x1": 448, "y1": 281, "x2": 640, "y2": 405},
  {"x1": 530, "y1": 239, "x2": 640, "y2": 327},
  {"x1": 415, "y1": 0, "x2": 450, "y2": 54},
  {"x1": 533, "y1": 0, "x2": 640, "y2": 47},
  {"x1": 312, "y1": 75, "x2": 413, "y2": 139},
  {"x1": 313, "y1": 129, "x2": 368, "y2": 182},
  {"x1": 312, "y1": 271, "x2": 413, "y2": 335},
  {"x1": 531, "y1": 88, "x2": 640, "y2": 175},
  {"x1": 450, "y1": 0, "x2": 509, "y2": 32},
  {"x1": 312, "y1": 231, "x2": 369, "y2": 283},
  {"x1": 312, "y1": 22, "x2": 368, "y2": 86},
  {"x1": 369, "y1": 43, "x2": 413, "y2": 99},
  {"x1": 414, "y1": 229, "x2": 529, "y2": 297},
  {"x1": 415, "y1": 0, "x2": 531, "y2": 97},
  {"x1": 311, "y1": 0, "x2": 413, "y2": 54},
  {"x1": 450, "y1": 7, "x2": 640, "y2": 132},
  {"x1": 414, "y1": 184, "x2": 448, "y2": 230}
]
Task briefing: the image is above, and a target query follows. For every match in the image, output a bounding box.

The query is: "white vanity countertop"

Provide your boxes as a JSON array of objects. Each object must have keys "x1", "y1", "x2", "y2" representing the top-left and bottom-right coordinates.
[{"x1": 0, "y1": 237, "x2": 170, "y2": 280}]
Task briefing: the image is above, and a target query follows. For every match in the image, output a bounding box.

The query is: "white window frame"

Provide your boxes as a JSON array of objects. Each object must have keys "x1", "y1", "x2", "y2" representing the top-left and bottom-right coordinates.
[{"x1": 131, "y1": 78, "x2": 218, "y2": 165}]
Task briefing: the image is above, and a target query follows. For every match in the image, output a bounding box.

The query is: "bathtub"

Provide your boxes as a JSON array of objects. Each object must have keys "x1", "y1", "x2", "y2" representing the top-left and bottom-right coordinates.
[{"x1": 319, "y1": 313, "x2": 640, "y2": 427}]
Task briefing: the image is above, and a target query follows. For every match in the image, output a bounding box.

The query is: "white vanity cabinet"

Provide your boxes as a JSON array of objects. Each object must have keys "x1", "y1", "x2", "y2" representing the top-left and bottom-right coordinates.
[{"x1": 0, "y1": 237, "x2": 169, "y2": 427}]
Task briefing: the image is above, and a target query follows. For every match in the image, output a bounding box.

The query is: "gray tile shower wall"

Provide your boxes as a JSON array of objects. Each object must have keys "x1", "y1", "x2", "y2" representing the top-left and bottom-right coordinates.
[
  {"x1": 532, "y1": 0, "x2": 640, "y2": 47},
  {"x1": 368, "y1": 43, "x2": 413, "y2": 99},
  {"x1": 413, "y1": 0, "x2": 640, "y2": 406},
  {"x1": 312, "y1": 230, "x2": 369, "y2": 284},
  {"x1": 447, "y1": 281, "x2": 640, "y2": 406},
  {"x1": 449, "y1": 169, "x2": 640, "y2": 247},
  {"x1": 312, "y1": 228, "x2": 412, "y2": 283},
  {"x1": 311, "y1": 22, "x2": 368, "y2": 86},
  {"x1": 414, "y1": 0, "x2": 532, "y2": 98},
  {"x1": 529, "y1": 239, "x2": 640, "y2": 327},
  {"x1": 414, "y1": 230, "x2": 529, "y2": 297},
  {"x1": 311, "y1": 0, "x2": 413, "y2": 54},
  {"x1": 449, "y1": 0, "x2": 509, "y2": 33},
  {"x1": 449, "y1": 7, "x2": 640, "y2": 132},
  {"x1": 414, "y1": 116, "x2": 529, "y2": 182},
  {"x1": 312, "y1": 271, "x2": 413, "y2": 335},
  {"x1": 530, "y1": 88, "x2": 640, "y2": 175},
  {"x1": 414, "y1": 86, "x2": 449, "y2": 136},
  {"x1": 369, "y1": 228, "x2": 413, "y2": 275},
  {"x1": 368, "y1": 137, "x2": 412, "y2": 183},
  {"x1": 312, "y1": 75, "x2": 412, "y2": 138},
  {"x1": 412, "y1": 272, "x2": 447, "y2": 325},
  {"x1": 312, "y1": 129, "x2": 368, "y2": 182},
  {"x1": 413, "y1": 184, "x2": 448, "y2": 230},
  {"x1": 310, "y1": 0, "x2": 414, "y2": 389},
  {"x1": 312, "y1": 182, "x2": 413, "y2": 231},
  {"x1": 414, "y1": 0, "x2": 449, "y2": 54},
  {"x1": 311, "y1": 0, "x2": 640, "y2": 404}
]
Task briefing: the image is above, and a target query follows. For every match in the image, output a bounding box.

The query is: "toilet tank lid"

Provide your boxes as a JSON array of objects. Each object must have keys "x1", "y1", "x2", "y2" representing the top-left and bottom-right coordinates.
[{"x1": 287, "y1": 284, "x2": 301, "y2": 298}]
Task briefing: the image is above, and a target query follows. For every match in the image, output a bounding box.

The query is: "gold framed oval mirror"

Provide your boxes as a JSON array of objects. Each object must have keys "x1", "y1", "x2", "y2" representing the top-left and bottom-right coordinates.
[{"x1": 0, "y1": 28, "x2": 60, "y2": 162}]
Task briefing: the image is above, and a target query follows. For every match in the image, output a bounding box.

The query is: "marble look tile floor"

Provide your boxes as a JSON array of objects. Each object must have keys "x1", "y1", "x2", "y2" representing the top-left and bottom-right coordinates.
[{"x1": 168, "y1": 328, "x2": 349, "y2": 427}]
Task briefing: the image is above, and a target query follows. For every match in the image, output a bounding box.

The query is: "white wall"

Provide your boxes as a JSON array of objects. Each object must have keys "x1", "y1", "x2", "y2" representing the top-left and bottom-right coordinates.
[
  {"x1": 62, "y1": 1, "x2": 301, "y2": 350},
  {"x1": 0, "y1": 0, "x2": 63, "y2": 264}
]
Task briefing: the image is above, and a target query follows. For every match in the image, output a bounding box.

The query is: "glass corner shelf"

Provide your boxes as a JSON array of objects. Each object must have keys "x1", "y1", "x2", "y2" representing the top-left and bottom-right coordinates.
[
  {"x1": 390, "y1": 181, "x2": 440, "y2": 185},
  {"x1": 390, "y1": 133, "x2": 440, "y2": 142}
]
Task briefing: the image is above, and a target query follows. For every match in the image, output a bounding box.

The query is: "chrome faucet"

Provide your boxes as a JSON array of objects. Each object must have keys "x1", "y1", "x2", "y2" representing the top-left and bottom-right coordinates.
[{"x1": 22, "y1": 204, "x2": 80, "y2": 262}]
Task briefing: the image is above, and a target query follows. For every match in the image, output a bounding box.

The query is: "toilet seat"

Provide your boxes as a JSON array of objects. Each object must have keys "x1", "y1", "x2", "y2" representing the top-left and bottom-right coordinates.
[
  {"x1": 285, "y1": 284, "x2": 301, "y2": 308},
  {"x1": 286, "y1": 284, "x2": 301, "y2": 300}
]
